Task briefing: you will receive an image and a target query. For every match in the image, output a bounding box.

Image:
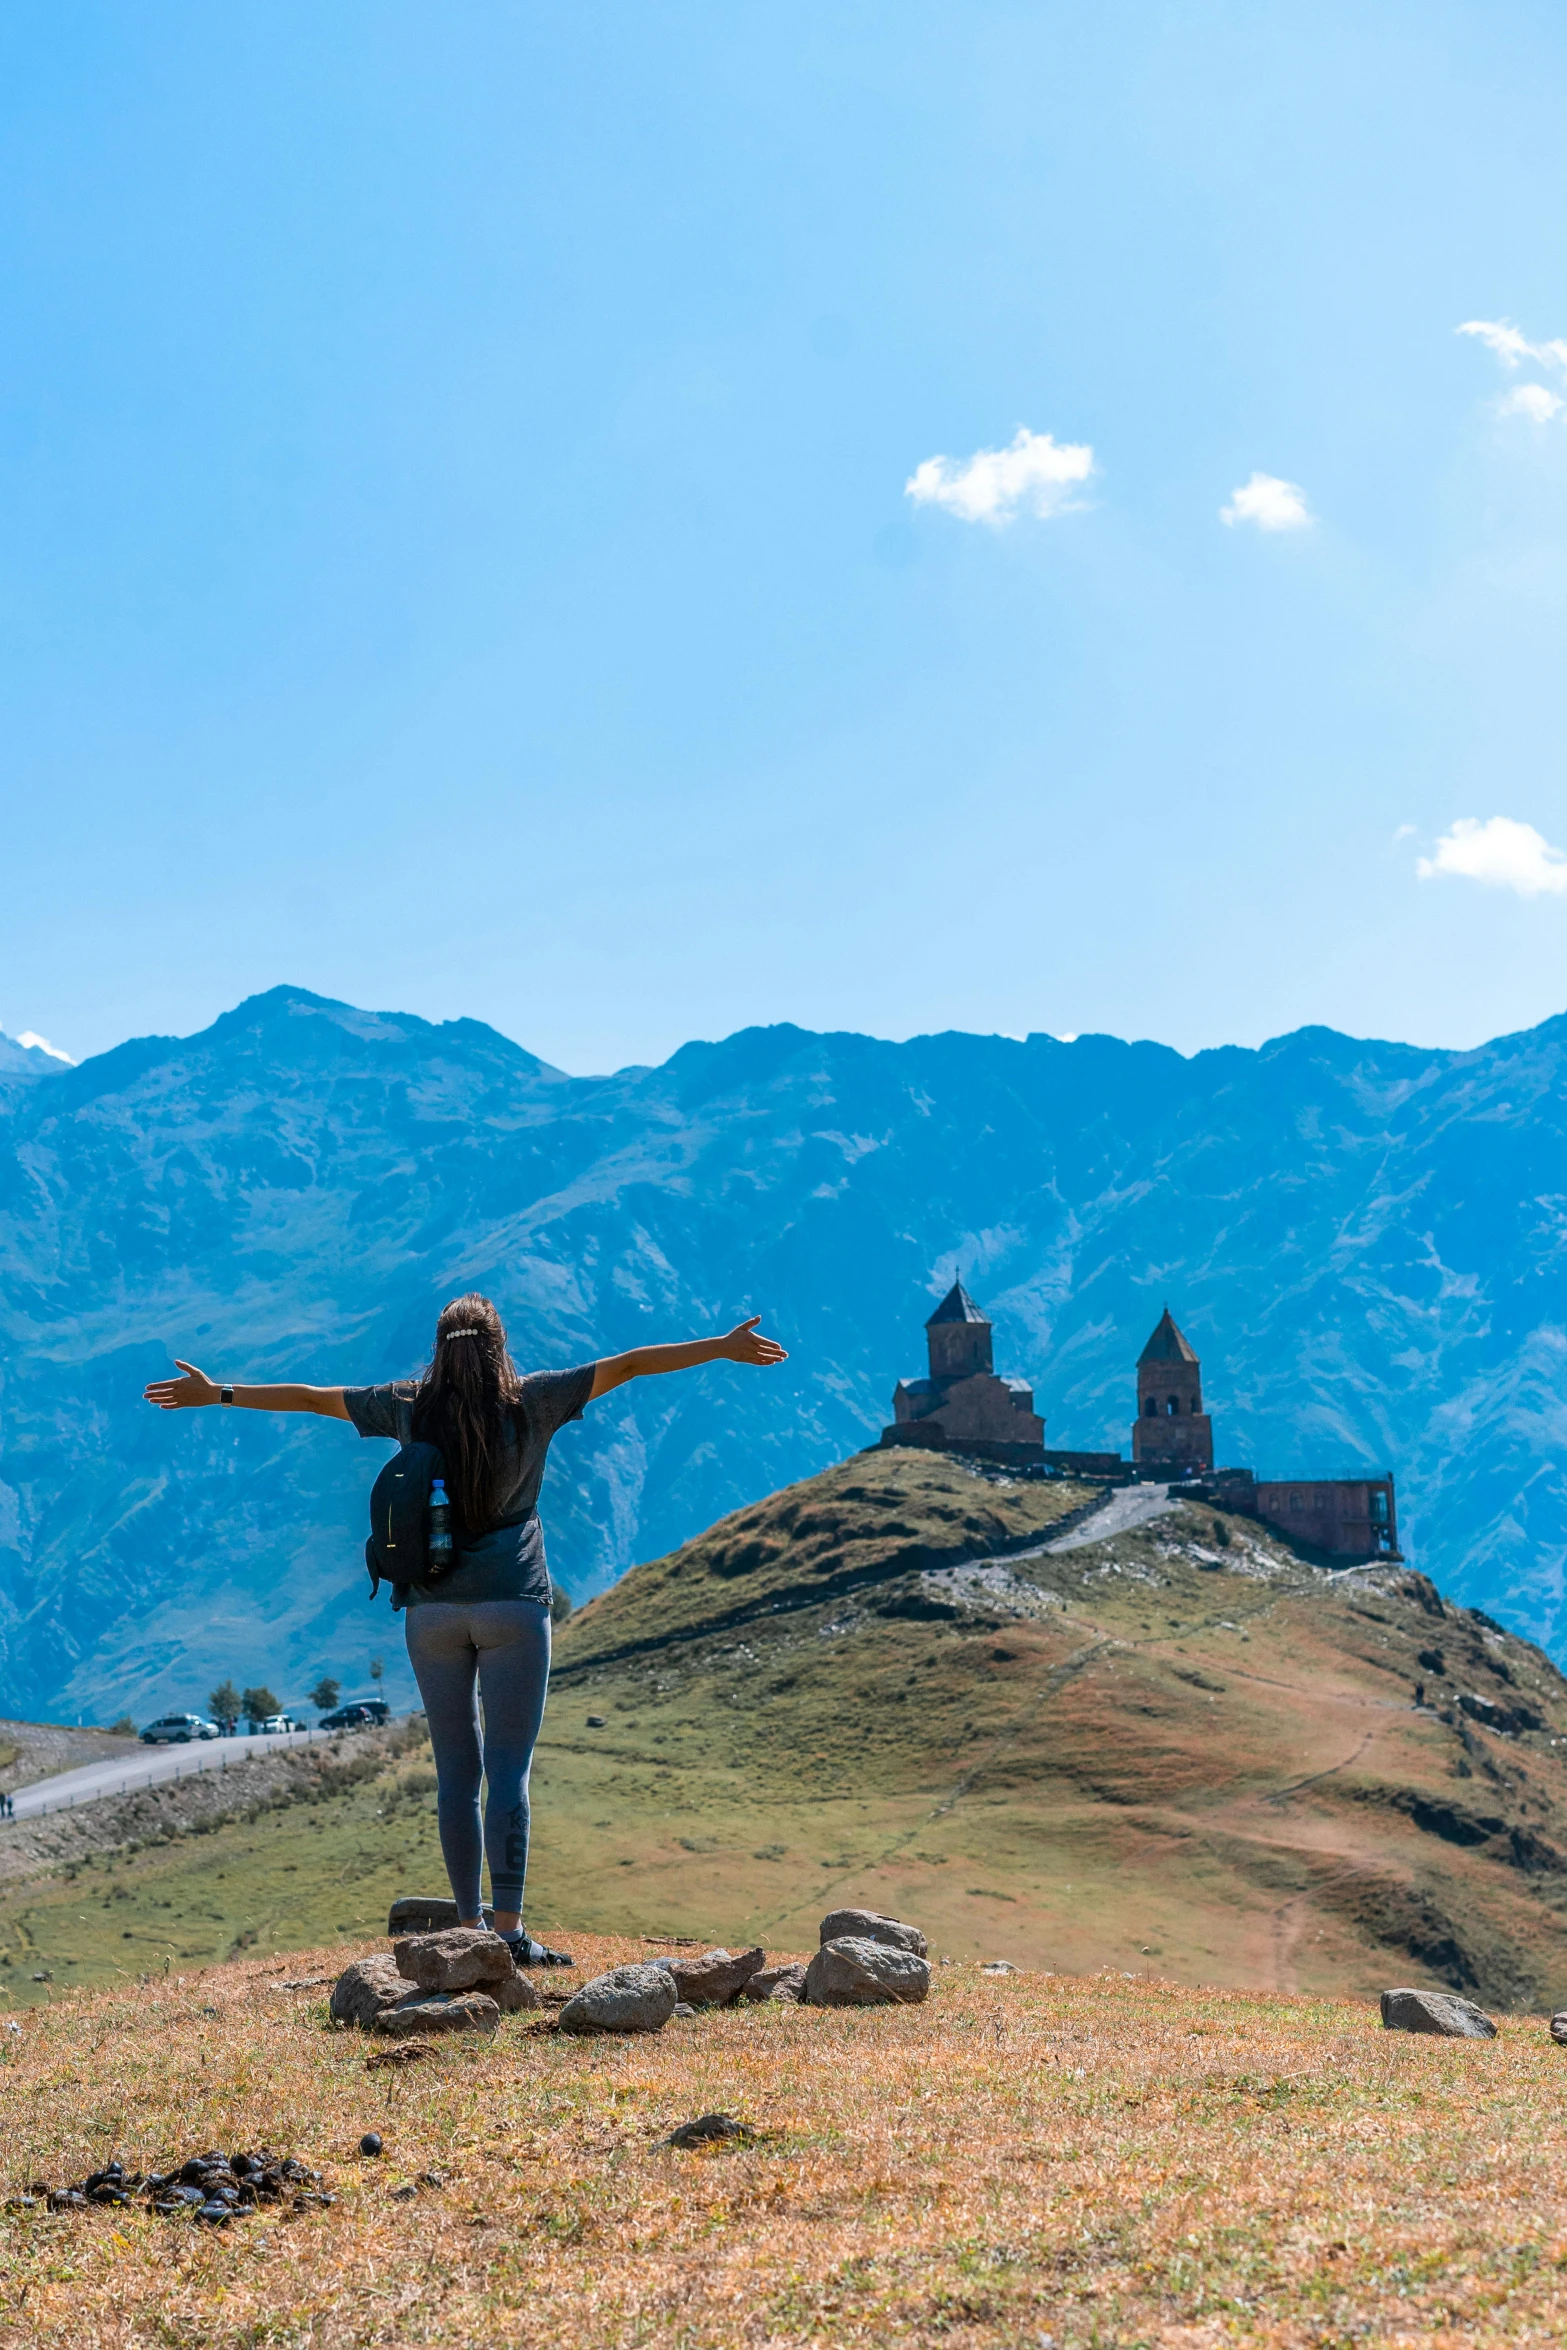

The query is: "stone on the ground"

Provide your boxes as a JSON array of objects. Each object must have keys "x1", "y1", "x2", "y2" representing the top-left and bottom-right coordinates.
[
  {"x1": 557, "y1": 1962, "x2": 678, "y2": 2035},
  {"x1": 371, "y1": 1989, "x2": 502, "y2": 2038},
  {"x1": 819, "y1": 1908, "x2": 927, "y2": 1957},
  {"x1": 740, "y1": 1961, "x2": 807, "y2": 2003},
  {"x1": 1379, "y1": 1987, "x2": 1497, "y2": 2039},
  {"x1": 386, "y1": 1896, "x2": 461, "y2": 1936},
  {"x1": 805, "y1": 1935, "x2": 932, "y2": 2007},
  {"x1": 654, "y1": 1945, "x2": 766, "y2": 2007},
  {"x1": 330, "y1": 1954, "x2": 409, "y2": 2029},
  {"x1": 394, "y1": 1926, "x2": 515, "y2": 1993},
  {"x1": 493, "y1": 1968, "x2": 543, "y2": 2012},
  {"x1": 1551, "y1": 2011, "x2": 1567, "y2": 2046}
]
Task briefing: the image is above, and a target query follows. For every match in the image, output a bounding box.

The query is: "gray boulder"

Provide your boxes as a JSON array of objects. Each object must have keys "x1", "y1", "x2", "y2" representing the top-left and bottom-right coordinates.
[
  {"x1": 387, "y1": 1896, "x2": 461, "y2": 1936},
  {"x1": 740, "y1": 1961, "x2": 808, "y2": 2004},
  {"x1": 557, "y1": 1963, "x2": 678, "y2": 2035},
  {"x1": 1379, "y1": 1987, "x2": 1497, "y2": 2039},
  {"x1": 1551, "y1": 2011, "x2": 1567, "y2": 2046},
  {"x1": 330, "y1": 1954, "x2": 409, "y2": 2029},
  {"x1": 394, "y1": 1927, "x2": 514, "y2": 1993},
  {"x1": 371, "y1": 1989, "x2": 502, "y2": 2038},
  {"x1": 493, "y1": 1967, "x2": 543, "y2": 2013},
  {"x1": 805, "y1": 1936, "x2": 932, "y2": 2007},
  {"x1": 819, "y1": 1908, "x2": 927, "y2": 1958},
  {"x1": 653, "y1": 1946, "x2": 766, "y2": 2007}
]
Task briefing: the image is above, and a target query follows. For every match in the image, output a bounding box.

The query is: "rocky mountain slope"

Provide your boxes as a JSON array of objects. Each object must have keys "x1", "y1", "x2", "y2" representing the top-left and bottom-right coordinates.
[
  {"x1": 2, "y1": 984, "x2": 1566, "y2": 1717},
  {"x1": 542, "y1": 1452, "x2": 1567, "y2": 2007}
]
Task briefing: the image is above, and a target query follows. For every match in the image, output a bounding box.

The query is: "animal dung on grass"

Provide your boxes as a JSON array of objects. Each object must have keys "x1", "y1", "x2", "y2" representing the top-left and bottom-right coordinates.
[
  {"x1": 649, "y1": 1945, "x2": 765, "y2": 2007},
  {"x1": 1379, "y1": 1988, "x2": 1497, "y2": 2039},
  {"x1": 44, "y1": 2149, "x2": 330, "y2": 2221},
  {"x1": 557, "y1": 1962, "x2": 679, "y2": 2035},
  {"x1": 805, "y1": 1935, "x2": 932, "y2": 2007},
  {"x1": 365, "y1": 2042, "x2": 433, "y2": 2070},
  {"x1": 668, "y1": 2112, "x2": 749, "y2": 2148}
]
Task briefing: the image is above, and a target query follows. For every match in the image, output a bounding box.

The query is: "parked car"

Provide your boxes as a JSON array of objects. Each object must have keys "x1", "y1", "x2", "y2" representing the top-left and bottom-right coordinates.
[
  {"x1": 317, "y1": 1701, "x2": 388, "y2": 1731},
  {"x1": 256, "y1": 1713, "x2": 301, "y2": 1735},
  {"x1": 140, "y1": 1713, "x2": 219, "y2": 1745}
]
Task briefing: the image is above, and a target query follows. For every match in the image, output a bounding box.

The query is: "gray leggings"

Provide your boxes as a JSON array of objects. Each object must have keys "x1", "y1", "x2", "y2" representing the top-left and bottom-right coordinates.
[{"x1": 403, "y1": 1599, "x2": 551, "y2": 1918}]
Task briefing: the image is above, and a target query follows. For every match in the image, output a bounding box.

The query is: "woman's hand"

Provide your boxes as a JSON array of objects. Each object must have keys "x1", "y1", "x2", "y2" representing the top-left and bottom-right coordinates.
[
  {"x1": 144, "y1": 1360, "x2": 219, "y2": 1410},
  {"x1": 587, "y1": 1317, "x2": 789, "y2": 1400},
  {"x1": 717, "y1": 1315, "x2": 788, "y2": 1368}
]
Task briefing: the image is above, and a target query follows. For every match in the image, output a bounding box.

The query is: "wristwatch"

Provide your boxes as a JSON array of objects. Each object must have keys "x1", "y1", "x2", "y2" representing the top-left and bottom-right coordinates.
[{"x1": 219, "y1": 1386, "x2": 234, "y2": 1406}]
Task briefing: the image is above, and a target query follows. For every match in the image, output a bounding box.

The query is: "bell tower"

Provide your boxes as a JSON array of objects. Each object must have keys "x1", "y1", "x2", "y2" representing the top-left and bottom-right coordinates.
[
  {"x1": 924, "y1": 1282, "x2": 994, "y2": 1380},
  {"x1": 1132, "y1": 1306, "x2": 1214, "y2": 1472}
]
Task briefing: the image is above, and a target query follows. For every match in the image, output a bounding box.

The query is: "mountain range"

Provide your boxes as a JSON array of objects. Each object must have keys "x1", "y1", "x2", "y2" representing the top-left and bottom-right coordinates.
[{"x1": 0, "y1": 984, "x2": 1564, "y2": 1720}]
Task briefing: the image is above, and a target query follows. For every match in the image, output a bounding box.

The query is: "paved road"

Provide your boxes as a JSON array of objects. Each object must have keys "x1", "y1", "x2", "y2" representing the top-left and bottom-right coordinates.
[
  {"x1": 1045, "y1": 1481, "x2": 1174, "y2": 1552},
  {"x1": 6, "y1": 1727, "x2": 324, "y2": 1821}
]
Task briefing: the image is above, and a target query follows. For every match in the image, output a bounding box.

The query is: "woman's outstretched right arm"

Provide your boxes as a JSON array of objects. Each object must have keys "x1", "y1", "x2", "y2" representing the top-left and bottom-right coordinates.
[{"x1": 142, "y1": 1361, "x2": 351, "y2": 1419}]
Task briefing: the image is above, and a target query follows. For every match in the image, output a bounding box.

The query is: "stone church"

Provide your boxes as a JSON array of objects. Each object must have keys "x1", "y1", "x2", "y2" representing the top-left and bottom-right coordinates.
[
  {"x1": 879, "y1": 1281, "x2": 1400, "y2": 1561},
  {"x1": 879, "y1": 1281, "x2": 1046, "y2": 1467}
]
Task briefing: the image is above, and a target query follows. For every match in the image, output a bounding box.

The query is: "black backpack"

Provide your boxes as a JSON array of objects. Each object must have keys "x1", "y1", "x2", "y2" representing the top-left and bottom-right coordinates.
[{"x1": 365, "y1": 1393, "x2": 447, "y2": 1606}]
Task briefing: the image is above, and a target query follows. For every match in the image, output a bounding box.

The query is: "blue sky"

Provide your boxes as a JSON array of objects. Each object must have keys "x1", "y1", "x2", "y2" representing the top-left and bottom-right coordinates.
[{"x1": 5, "y1": 0, "x2": 1567, "y2": 1071}]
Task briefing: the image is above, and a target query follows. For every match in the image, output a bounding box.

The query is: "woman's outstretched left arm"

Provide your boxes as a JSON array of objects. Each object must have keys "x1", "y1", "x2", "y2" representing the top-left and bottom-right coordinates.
[
  {"x1": 143, "y1": 1361, "x2": 351, "y2": 1418},
  {"x1": 587, "y1": 1316, "x2": 786, "y2": 1402}
]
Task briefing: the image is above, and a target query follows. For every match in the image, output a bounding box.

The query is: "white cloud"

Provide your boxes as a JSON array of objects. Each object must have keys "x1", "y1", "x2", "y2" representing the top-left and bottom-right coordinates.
[
  {"x1": 1220, "y1": 472, "x2": 1311, "y2": 532},
  {"x1": 904, "y1": 427, "x2": 1094, "y2": 526},
  {"x1": 1499, "y1": 383, "x2": 1563, "y2": 423},
  {"x1": 1457, "y1": 318, "x2": 1567, "y2": 374},
  {"x1": 1415, "y1": 816, "x2": 1567, "y2": 898},
  {"x1": 14, "y1": 1030, "x2": 74, "y2": 1063},
  {"x1": 1458, "y1": 321, "x2": 1567, "y2": 436}
]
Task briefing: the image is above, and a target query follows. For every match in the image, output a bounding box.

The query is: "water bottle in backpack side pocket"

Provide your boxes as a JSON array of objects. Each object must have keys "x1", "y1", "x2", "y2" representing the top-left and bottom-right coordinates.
[{"x1": 427, "y1": 1477, "x2": 455, "y2": 1581}]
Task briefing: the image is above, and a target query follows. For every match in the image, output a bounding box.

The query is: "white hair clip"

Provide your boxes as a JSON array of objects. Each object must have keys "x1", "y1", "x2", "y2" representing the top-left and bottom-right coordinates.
[{"x1": 444, "y1": 1327, "x2": 481, "y2": 1339}]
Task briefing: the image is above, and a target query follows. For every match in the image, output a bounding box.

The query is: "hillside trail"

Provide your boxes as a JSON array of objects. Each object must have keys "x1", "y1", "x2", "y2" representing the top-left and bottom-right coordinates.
[
  {"x1": 1042, "y1": 1483, "x2": 1177, "y2": 1551},
  {"x1": 752, "y1": 1503, "x2": 1295, "y2": 1946}
]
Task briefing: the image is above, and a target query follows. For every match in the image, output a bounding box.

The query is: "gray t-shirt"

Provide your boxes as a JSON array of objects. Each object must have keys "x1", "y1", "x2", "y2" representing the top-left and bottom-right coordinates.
[{"x1": 345, "y1": 1364, "x2": 596, "y2": 1607}]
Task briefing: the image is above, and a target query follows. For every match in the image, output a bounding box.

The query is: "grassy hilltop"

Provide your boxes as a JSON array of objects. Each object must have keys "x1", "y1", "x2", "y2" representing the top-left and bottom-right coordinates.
[
  {"x1": 6, "y1": 1447, "x2": 1567, "y2": 2010},
  {"x1": 537, "y1": 1449, "x2": 1567, "y2": 2007}
]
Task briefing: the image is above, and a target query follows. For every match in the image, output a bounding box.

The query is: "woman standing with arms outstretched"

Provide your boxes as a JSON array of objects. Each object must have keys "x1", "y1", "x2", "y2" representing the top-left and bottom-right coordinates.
[{"x1": 144, "y1": 1296, "x2": 787, "y2": 1961}]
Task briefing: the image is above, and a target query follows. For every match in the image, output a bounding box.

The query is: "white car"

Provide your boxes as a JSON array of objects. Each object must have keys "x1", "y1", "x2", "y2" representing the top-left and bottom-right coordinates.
[
  {"x1": 140, "y1": 1713, "x2": 220, "y2": 1745},
  {"x1": 257, "y1": 1714, "x2": 300, "y2": 1735}
]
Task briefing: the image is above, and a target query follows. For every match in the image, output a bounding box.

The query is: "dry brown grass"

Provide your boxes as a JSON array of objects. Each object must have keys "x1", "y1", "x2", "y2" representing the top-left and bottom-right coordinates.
[{"x1": 2, "y1": 1930, "x2": 1566, "y2": 2346}]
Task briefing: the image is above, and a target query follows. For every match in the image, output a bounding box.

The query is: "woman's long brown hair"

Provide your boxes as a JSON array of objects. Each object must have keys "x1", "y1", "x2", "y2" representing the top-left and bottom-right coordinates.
[{"x1": 411, "y1": 1293, "x2": 526, "y2": 1532}]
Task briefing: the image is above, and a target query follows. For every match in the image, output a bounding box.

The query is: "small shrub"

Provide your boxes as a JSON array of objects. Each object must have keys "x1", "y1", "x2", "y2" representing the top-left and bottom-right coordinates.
[
  {"x1": 1211, "y1": 1519, "x2": 1231, "y2": 1548},
  {"x1": 107, "y1": 1717, "x2": 137, "y2": 1738}
]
